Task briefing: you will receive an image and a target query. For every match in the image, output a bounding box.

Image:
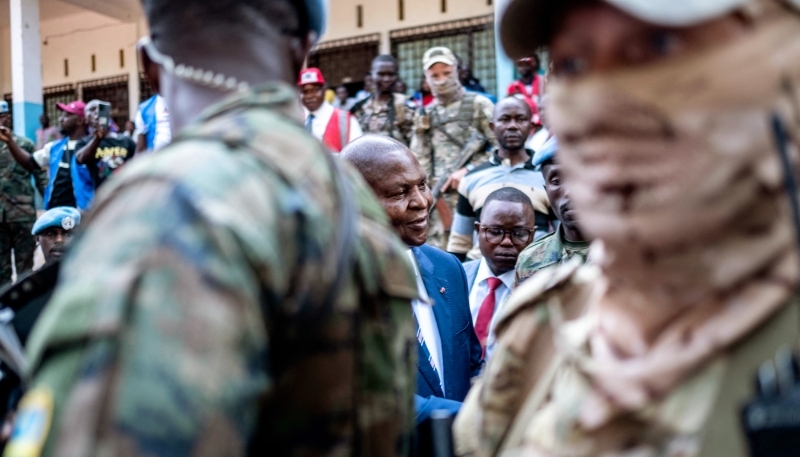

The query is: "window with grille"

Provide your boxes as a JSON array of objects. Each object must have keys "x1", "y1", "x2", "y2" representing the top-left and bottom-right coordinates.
[
  {"x1": 78, "y1": 75, "x2": 130, "y2": 127},
  {"x1": 307, "y1": 34, "x2": 380, "y2": 90},
  {"x1": 43, "y1": 84, "x2": 78, "y2": 123},
  {"x1": 391, "y1": 15, "x2": 496, "y2": 98}
]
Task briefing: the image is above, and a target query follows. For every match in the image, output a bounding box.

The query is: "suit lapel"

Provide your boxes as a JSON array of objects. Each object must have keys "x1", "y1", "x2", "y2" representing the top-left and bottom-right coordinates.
[{"x1": 414, "y1": 246, "x2": 453, "y2": 399}]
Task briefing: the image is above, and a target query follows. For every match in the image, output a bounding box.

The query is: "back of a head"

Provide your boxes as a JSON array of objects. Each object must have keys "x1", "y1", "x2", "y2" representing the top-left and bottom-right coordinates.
[{"x1": 482, "y1": 187, "x2": 534, "y2": 220}]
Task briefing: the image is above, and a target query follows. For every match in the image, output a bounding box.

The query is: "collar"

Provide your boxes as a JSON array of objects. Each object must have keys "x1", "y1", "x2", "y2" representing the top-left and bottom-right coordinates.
[
  {"x1": 488, "y1": 148, "x2": 536, "y2": 170},
  {"x1": 304, "y1": 100, "x2": 334, "y2": 118},
  {"x1": 476, "y1": 257, "x2": 515, "y2": 291}
]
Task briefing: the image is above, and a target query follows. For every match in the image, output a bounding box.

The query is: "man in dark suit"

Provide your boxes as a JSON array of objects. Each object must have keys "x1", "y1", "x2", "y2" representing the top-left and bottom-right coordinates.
[{"x1": 342, "y1": 135, "x2": 483, "y2": 424}]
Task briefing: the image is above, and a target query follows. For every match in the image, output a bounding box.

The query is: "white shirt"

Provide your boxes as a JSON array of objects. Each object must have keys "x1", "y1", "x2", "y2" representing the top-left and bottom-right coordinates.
[
  {"x1": 406, "y1": 250, "x2": 444, "y2": 395},
  {"x1": 134, "y1": 95, "x2": 172, "y2": 152},
  {"x1": 468, "y1": 258, "x2": 515, "y2": 362},
  {"x1": 303, "y1": 101, "x2": 363, "y2": 147}
]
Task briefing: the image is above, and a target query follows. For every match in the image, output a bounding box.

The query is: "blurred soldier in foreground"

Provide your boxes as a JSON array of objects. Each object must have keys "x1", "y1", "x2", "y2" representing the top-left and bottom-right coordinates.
[
  {"x1": 411, "y1": 47, "x2": 496, "y2": 250},
  {"x1": 350, "y1": 55, "x2": 416, "y2": 145},
  {"x1": 454, "y1": 0, "x2": 800, "y2": 456},
  {"x1": 4, "y1": 0, "x2": 418, "y2": 456}
]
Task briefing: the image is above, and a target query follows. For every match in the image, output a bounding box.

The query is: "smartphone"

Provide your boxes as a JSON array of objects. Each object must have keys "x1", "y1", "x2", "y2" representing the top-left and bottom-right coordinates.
[{"x1": 97, "y1": 102, "x2": 112, "y2": 128}]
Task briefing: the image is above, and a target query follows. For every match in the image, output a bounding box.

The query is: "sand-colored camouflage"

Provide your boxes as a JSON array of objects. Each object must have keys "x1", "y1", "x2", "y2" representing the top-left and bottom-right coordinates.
[
  {"x1": 0, "y1": 134, "x2": 46, "y2": 283},
  {"x1": 514, "y1": 227, "x2": 589, "y2": 286},
  {"x1": 351, "y1": 93, "x2": 416, "y2": 145},
  {"x1": 410, "y1": 92, "x2": 497, "y2": 248},
  {"x1": 5, "y1": 83, "x2": 418, "y2": 457}
]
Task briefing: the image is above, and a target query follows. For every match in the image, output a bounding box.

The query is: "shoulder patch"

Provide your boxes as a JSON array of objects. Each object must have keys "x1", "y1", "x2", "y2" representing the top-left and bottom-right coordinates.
[{"x1": 5, "y1": 388, "x2": 54, "y2": 457}]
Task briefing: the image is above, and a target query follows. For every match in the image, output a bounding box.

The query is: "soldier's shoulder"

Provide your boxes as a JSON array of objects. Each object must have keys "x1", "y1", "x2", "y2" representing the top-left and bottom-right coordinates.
[
  {"x1": 15, "y1": 135, "x2": 35, "y2": 149},
  {"x1": 350, "y1": 96, "x2": 370, "y2": 114},
  {"x1": 498, "y1": 258, "x2": 596, "y2": 336},
  {"x1": 515, "y1": 232, "x2": 563, "y2": 276}
]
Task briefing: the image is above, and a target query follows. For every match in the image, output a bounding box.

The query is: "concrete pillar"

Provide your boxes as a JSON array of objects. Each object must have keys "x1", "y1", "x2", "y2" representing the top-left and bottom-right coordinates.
[
  {"x1": 494, "y1": 0, "x2": 515, "y2": 99},
  {"x1": 10, "y1": 0, "x2": 43, "y2": 141}
]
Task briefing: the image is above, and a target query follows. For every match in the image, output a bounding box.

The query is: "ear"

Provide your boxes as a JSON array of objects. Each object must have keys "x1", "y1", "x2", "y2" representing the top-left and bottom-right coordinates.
[
  {"x1": 474, "y1": 221, "x2": 481, "y2": 232},
  {"x1": 139, "y1": 47, "x2": 161, "y2": 95},
  {"x1": 489, "y1": 121, "x2": 496, "y2": 131}
]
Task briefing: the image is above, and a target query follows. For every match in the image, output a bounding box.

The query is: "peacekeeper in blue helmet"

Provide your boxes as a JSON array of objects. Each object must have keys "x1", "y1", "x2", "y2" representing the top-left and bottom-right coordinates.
[
  {"x1": 4, "y1": 0, "x2": 420, "y2": 456},
  {"x1": 0, "y1": 208, "x2": 80, "y2": 450}
]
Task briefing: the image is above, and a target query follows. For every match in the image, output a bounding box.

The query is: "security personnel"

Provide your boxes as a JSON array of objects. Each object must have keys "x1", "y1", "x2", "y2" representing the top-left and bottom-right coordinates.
[
  {"x1": 4, "y1": 1, "x2": 418, "y2": 457},
  {"x1": 411, "y1": 47, "x2": 497, "y2": 250},
  {"x1": 454, "y1": 0, "x2": 800, "y2": 456},
  {"x1": 513, "y1": 139, "x2": 589, "y2": 286},
  {"x1": 0, "y1": 102, "x2": 48, "y2": 285},
  {"x1": 0, "y1": 208, "x2": 80, "y2": 450}
]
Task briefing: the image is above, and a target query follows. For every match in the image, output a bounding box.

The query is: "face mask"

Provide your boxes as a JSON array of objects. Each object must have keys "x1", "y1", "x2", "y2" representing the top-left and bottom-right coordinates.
[
  {"x1": 544, "y1": 6, "x2": 800, "y2": 424},
  {"x1": 426, "y1": 70, "x2": 463, "y2": 105}
]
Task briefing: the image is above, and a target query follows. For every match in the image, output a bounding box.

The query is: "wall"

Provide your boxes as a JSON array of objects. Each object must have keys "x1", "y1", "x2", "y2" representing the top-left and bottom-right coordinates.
[{"x1": 323, "y1": 0, "x2": 494, "y2": 52}]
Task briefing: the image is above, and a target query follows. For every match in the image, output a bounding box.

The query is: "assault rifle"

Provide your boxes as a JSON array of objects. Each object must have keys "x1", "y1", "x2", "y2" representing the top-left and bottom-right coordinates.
[{"x1": 429, "y1": 130, "x2": 487, "y2": 230}]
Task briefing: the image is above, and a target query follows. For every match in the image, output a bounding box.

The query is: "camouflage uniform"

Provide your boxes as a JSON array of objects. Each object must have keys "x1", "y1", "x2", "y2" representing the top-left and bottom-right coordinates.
[
  {"x1": 0, "y1": 135, "x2": 47, "y2": 285},
  {"x1": 514, "y1": 226, "x2": 590, "y2": 286},
  {"x1": 410, "y1": 92, "x2": 496, "y2": 249},
  {"x1": 5, "y1": 83, "x2": 419, "y2": 457},
  {"x1": 350, "y1": 93, "x2": 416, "y2": 145}
]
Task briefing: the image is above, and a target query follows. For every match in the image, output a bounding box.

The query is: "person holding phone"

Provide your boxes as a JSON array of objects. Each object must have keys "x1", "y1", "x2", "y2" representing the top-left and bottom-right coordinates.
[{"x1": 76, "y1": 100, "x2": 136, "y2": 189}]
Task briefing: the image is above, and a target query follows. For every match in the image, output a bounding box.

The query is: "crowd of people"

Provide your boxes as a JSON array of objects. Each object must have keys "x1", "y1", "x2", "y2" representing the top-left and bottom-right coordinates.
[{"x1": 0, "y1": 0, "x2": 797, "y2": 455}]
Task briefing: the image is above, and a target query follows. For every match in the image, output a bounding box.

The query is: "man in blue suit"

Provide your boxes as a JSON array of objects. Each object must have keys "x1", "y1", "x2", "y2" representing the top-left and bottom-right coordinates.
[{"x1": 342, "y1": 135, "x2": 483, "y2": 426}]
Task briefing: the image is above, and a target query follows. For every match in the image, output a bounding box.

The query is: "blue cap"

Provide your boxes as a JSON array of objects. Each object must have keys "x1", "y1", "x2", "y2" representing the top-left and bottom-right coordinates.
[
  {"x1": 533, "y1": 136, "x2": 558, "y2": 167},
  {"x1": 32, "y1": 207, "x2": 81, "y2": 236},
  {"x1": 0, "y1": 101, "x2": 8, "y2": 114},
  {"x1": 305, "y1": 0, "x2": 328, "y2": 39}
]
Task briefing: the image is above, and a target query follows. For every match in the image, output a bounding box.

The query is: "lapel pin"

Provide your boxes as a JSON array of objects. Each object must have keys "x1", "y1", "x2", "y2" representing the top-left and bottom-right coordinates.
[{"x1": 440, "y1": 287, "x2": 446, "y2": 294}]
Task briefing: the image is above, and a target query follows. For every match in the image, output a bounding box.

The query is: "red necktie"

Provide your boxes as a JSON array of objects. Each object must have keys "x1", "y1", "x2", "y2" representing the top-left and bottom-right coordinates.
[{"x1": 475, "y1": 277, "x2": 503, "y2": 357}]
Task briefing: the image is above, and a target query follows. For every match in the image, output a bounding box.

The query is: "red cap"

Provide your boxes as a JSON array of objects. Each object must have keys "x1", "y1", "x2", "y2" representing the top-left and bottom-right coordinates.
[
  {"x1": 298, "y1": 68, "x2": 325, "y2": 87},
  {"x1": 56, "y1": 101, "x2": 86, "y2": 119}
]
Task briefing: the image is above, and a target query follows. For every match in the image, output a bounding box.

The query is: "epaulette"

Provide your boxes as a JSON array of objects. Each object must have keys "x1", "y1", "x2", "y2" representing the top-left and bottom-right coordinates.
[
  {"x1": 0, "y1": 261, "x2": 61, "y2": 312},
  {"x1": 495, "y1": 257, "x2": 591, "y2": 336}
]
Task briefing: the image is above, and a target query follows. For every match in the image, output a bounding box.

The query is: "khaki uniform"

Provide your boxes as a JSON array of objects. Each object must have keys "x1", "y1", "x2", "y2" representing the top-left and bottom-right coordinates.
[
  {"x1": 410, "y1": 92, "x2": 496, "y2": 249},
  {"x1": 454, "y1": 260, "x2": 800, "y2": 457},
  {"x1": 514, "y1": 227, "x2": 590, "y2": 286},
  {"x1": 350, "y1": 93, "x2": 416, "y2": 145},
  {"x1": 4, "y1": 83, "x2": 419, "y2": 457}
]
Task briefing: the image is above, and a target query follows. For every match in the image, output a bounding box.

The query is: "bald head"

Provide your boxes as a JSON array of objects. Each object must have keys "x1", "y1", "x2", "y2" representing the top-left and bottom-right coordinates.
[
  {"x1": 493, "y1": 96, "x2": 531, "y2": 122},
  {"x1": 342, "y1": 134, "x2": 433, "y2": 246}
]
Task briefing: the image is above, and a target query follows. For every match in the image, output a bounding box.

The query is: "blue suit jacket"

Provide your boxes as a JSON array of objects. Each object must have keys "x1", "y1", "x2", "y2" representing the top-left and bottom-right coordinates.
[{"x1": 412, "y1": 245, "x2": 483, "y2": 424}]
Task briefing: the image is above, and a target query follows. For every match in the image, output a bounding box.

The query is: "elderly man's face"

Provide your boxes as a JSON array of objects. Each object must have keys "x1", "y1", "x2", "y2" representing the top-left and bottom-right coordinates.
[
  {"x1": 548, "y1": 2, "x2": 746, "y2": 78},
  {"x1": 300, "y1": 84, "x2": 325, "y2": 112},
  {"x1": 371, "y1": 150, "x2": 433, "y2": 247},
  {"x1": 38, "y1": 227, "x2": 73, "y2": 263}
]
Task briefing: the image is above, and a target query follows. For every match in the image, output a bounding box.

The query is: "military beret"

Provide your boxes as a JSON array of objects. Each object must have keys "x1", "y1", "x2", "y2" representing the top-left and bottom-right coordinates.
[
  {"x1": 32, "y1": 207, "x2": 81, "y2": 236},
  {"x1": 305, "y1": 0, "x2": 328, "y2": 39},
  {"x1": 533, "y1": 136, "x2": 558, "y2": 168}
]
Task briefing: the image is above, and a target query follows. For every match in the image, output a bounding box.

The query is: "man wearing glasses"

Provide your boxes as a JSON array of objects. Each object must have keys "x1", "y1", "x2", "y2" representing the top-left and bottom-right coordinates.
[{"x1": 463, "y1": 188, "x2": 537, "y2": 362}]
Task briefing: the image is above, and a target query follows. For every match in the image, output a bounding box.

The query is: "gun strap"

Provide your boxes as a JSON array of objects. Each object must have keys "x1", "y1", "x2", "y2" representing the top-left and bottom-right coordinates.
[{"x1": 429, "y1": 92, "x2": 478, "y2": 151}]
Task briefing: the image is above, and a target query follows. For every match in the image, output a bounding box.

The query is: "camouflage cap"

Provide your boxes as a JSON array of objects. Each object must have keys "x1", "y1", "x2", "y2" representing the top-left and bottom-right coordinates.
[
  {"x1": 500, "y1": 0, "x2": 800, "y2": 59},
  {"x1": 423, "y1": 47, "x2": 457, "y2": 70}
]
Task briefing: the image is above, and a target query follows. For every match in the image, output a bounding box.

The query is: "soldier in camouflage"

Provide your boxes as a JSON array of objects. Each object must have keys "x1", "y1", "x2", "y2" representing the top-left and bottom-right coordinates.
[
  {"x1": 455, "y1": 1, "x2": 800, "y2": 456},
  {"x1": 3, "y1": 1, "x2": 418, "y2": 456},
  {"x1": 350, "y1": 55, "x2": 416, "y2": 145},
  {"x1": 411, "y1": 47, "x2": 496, "y2": 250},
  {"x1": 514, "y1": 138, "x2": 588, "y2": 286},
  {"x1": 0, "y1": 102, "x2": 48, "y2": 286}
]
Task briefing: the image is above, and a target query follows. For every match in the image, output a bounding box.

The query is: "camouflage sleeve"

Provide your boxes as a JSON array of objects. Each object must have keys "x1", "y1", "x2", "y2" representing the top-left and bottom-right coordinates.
[
  {"x1": 18, "y1": 137, "x2": 47, "y2": 196},
  {"x1": 470, "y1": 95, "x2": 498, "y2": 168},
  {"x1": 9, "y1": 177, "x2": 276, "y2": 457},
  {"x1": 398, "y1": 99, "x2": 416, "y2": 146},
  {"x1": 410, "y1": 110, "x2": 433, "y2": 177}
]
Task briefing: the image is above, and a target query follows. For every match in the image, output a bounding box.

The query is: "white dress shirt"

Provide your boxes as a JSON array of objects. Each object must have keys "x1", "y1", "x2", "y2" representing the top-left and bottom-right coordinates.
[
  {"x1": 303, "y1": 101, "x2": 363, "y2": 146},
  {"x1": 468, "y1": 258, "x2": 515, "y2": 362},
  {"x1": 406, "y1": 250, "x2": 444, "y2": 395}
]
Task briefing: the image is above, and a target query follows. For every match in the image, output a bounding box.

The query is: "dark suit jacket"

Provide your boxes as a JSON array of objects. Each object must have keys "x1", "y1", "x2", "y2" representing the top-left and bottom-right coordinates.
[{"x1": 411, "y1": 244, "x2": 483, "y2": 424}]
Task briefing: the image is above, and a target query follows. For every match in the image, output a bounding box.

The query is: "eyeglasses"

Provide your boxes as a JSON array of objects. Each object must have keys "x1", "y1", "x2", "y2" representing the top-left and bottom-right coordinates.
[{"x1": 480, "y1": 226, "x2": 534, "y2": 245}]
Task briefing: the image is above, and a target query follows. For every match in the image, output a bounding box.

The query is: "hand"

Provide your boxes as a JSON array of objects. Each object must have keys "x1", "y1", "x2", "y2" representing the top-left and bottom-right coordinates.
[
  {"x1": 441, "y1": 167, "x2": 469, "y2": 193},
  {"x1": 93, "y1": 123, "x2": 108, "y2": 140},
  {"x1": 0, "y1": 127, "x2": 12, "y2": 145}
]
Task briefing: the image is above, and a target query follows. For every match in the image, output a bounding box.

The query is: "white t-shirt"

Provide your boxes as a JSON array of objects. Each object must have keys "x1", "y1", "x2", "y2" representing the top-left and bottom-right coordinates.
[
  {"x1": 303, "y1": 102, "x2": 363, "y2": 147},
  {"x1": 468, "y1": 258, "x2": 515, "y2": 362},
  {"x1": 33, "y1": 139, "x2": 79, "y2": 170},
  {"x1": 406, "y1": 249, "x2": 444, "y2": 395},
  {"x1": 134, "y1": 95, "x2": 172, "y2": 152}
]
